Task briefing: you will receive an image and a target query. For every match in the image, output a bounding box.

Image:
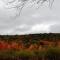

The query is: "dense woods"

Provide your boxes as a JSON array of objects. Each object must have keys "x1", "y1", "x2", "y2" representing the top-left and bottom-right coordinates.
[
  {"x1": 0, "y1": 33, "x2": 60, "y2": 42},
  {"x1": 0, "y1": 33, "x2": 60, "y2": 60}
]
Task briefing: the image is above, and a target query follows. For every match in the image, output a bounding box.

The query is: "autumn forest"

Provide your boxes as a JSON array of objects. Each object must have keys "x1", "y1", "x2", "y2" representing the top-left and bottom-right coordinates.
[{"x1": 0, "y1": 33, "x2": 60, "y2": 60}]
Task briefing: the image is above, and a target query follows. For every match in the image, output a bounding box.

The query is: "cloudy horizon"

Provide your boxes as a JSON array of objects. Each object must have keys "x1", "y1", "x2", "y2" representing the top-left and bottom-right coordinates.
[{"x1": 0, "y1": 0, "x2": 60, "y2": 35}]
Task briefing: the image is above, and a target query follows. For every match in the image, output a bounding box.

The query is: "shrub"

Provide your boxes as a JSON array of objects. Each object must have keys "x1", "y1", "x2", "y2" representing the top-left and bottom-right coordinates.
[
  {"x1": 0, "y1": 50, "x2": 17, "y2": 59},
  {"x1": 15, "y1": 50, "x2": 35, "y2": 57},
  {"x1": 0, "y1": 50, "x2": 35, "y2": 59},
  {"x1": 46, "y1": 47, "x2": 60, "y2": 60}
]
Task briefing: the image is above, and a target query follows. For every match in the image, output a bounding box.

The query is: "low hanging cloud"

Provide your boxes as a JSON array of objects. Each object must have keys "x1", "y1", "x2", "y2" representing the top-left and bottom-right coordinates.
[
  {"x1": 6, "y1": 23, "x2": 56, "y2": 35},
  {"x1": 29, "y1": 24, "x2": 50, "y2": 33},
  {"x1": 50, "y1": 24, "x2": 60, "y2": 33}
]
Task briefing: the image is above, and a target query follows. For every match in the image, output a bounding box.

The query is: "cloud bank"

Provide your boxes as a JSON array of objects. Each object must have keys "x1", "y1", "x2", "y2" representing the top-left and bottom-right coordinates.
[{"x1": 0, "y1": 0, "x2": 60, "y2": 35}]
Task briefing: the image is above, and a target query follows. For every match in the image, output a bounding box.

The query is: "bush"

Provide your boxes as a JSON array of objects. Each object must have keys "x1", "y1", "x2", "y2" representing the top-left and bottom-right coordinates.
[
  {"x1": 0, "y1": 50, "x2": 17, "y2": 59},
  {"x1": 15, "y1": 50, "x2": 35, "y2": 57},
  {"x1": 46, "y1": 47, "x2": 60, "y2": 60},
  {"x1": 34, "y1": 50, "x2": 46, "y2": 57},
  {"x1": 0, "y1": 47, "x2": 60, "y2": 60},
  {"x1": 0, "y1": 50, "x2": 35, "y2": 59}
]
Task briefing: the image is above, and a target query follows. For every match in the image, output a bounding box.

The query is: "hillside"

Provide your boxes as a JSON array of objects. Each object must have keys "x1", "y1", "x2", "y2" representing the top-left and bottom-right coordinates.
[{"x1": 0, "y1": 33, "x2": 60, "y2": 60}]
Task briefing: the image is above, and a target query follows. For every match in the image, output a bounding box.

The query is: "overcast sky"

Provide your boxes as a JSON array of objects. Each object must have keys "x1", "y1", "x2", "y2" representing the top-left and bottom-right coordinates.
[{"x1": 0, "y1": 0, "x2": 60, "y2": 35}]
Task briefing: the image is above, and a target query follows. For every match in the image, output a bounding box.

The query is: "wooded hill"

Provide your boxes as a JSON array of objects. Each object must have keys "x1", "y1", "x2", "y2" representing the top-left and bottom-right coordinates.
[{"x1": 0, "y1": 33, "x2": 60, "y2": 42}]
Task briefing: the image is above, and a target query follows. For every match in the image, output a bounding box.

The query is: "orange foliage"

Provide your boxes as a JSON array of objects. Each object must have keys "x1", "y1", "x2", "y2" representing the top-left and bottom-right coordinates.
[
  {"x1": 26, "y1": 44, "x2": 38, "y2": 51},
  {"x1": 0, "y1": 40, "x2": 59, "y2": 51}
]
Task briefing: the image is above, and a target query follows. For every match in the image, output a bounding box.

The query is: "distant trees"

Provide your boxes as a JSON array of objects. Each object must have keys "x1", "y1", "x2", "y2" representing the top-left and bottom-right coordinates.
[
  {"x1": 0, "y1": 33, "x2": 60, "y2": 49},
  {"x1": 0, "y1": 33, "x2": 59, "y2": 42}
]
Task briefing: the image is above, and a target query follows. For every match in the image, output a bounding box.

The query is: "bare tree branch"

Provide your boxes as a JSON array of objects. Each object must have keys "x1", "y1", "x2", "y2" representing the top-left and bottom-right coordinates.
[{"x1": 3, "y1": 0, "x2": 54, "y2": 17}]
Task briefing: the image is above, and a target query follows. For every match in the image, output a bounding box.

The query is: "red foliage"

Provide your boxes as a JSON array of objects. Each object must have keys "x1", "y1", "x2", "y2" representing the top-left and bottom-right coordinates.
[
  {"x1": 0, "y1": 40, "x2": 59, "y2": 51},
  {"x1": 0, "y1": 41, "x2": 26, "y2": 51}
]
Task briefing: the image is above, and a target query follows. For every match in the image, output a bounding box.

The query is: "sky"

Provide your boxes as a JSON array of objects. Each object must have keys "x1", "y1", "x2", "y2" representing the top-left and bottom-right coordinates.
[{"x1": 0, "y1": 0, "x2": 60, "y2": 35}]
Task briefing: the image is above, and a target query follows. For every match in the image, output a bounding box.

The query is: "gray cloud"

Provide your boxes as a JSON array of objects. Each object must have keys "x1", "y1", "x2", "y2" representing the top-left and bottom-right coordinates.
[
  {"x1": 50, "y1": 24, "x2": 60, "y2": 33},
  {"x1": 0, "y1": 0, "x2": 60, "y2": 35}
]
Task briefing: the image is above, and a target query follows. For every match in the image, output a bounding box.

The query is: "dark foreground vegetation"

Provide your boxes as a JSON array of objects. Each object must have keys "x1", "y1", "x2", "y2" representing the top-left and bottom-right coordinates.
[
  {"x1": 0, "y1": 33, "x2": 60, "y2": 60},
  {"x1": 0, "y1": 47, "x2": 60, "y2": 60}
]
